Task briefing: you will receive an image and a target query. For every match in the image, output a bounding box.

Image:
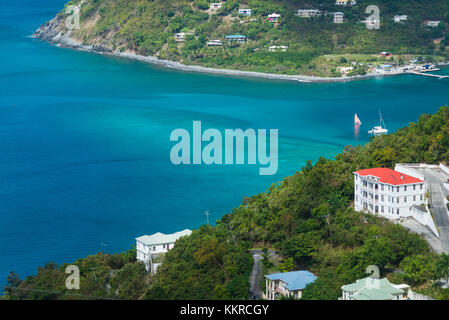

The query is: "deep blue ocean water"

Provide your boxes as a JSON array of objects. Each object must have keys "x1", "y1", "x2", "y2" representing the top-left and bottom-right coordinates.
[{"x1": 1, "y1": 0, "x2": 449, "y2": 288}]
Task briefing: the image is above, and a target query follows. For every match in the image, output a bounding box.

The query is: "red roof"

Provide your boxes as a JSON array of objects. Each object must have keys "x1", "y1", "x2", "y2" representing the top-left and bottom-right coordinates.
[{"x1": 354, "y1": 168, "x2": 424, "y2": 185}]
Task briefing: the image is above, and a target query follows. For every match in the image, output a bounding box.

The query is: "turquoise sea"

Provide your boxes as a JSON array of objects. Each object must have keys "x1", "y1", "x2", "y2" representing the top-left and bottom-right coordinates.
[{"x1": 1, "y1": 0, "x2": 449, "y2": 288}]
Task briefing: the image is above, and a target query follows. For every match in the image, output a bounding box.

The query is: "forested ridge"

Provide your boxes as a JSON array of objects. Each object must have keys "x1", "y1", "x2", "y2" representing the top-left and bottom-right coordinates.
[
  {"x1": 37, "y1": 0, "x2": 449, "y2": 76},
  {"x1": 5, "y1": 107, "x2": 449, "y2": 300}
]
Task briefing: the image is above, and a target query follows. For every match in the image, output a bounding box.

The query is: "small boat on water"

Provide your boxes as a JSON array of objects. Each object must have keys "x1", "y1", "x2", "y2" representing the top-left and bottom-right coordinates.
[
  {"x1": 354, "y1": 113, "x2": 362, "y2": 125},
  {"x1": 368, "y1": 111, "x2": 389, "y2": 135}
]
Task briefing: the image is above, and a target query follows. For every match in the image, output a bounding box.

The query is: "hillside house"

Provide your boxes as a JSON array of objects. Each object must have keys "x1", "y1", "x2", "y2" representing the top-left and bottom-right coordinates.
[
  {"x1": 265, "y1": 271, "x2": 317, "y2": 300},
  {"x1": 297, "y1": 9, "x2": 321, "y2": 18},
  {"x1": 336, "y1": 0, "x2": 357, "y2": 6},
  {"x1": 342, "y1": 276, "x2": 410, "y2": 300},
  {"x1": 239, "y1": 9, "x2": 252, "y2": 16},
  {"x1": 268, "y1": 13, "x2": 281, "y2": 22},
  {"x1": 333, "y1": 12, "x2": 344, "y2": 23}
]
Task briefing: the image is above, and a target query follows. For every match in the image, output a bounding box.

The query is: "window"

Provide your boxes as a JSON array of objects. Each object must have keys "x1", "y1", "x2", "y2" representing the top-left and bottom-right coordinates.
[
  {"x1": 413, "y1": 195, "x2": 416, "y2": 201},
  {"x1": 397, "y1": 209, "x2": 400, "y2": 215},
  {"x1": 404, "y1": 186, "x2": 407, "y2": 192},
  {"x1": 413, "y1": 184, "x2": 416, "y2": 190},
  {"x1": 397, "y1": 197, "x2": 399, "y2": 203},
  {"x1": 420, "y1": 184, "x2": 423, "y2": 190},
  {"x1": 356, "y1": 185, "x2": 358, "y2": 191},
  {"x1": 153, "y1": 246, "x2": 156, "y2": 251},
  {"x1": 397, "y1": 186, "x2": 400, "y2": 192},
  {"x1": 381, "y1": 195, "x2": 384, "y2": 202},
  {"x1": 404, "y1": 196, "x2": 407, "y2": 203},
  {"x1": 381, "y1": 206, "x2": 384, "y2": 213},
  {"x1": 420, "y1": 195, "x2": 423, "y2": 201},
  {"x1": 381, "y1": 185, "x2": 384, "y2": 191}
]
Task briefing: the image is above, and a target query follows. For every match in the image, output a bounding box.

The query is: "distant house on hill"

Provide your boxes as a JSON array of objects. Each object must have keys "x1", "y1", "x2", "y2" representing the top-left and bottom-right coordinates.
[
  {"x1": 268, "y1": 13, "x2": 281, "y2": 22},
  {"x1": 393, "y1": 15, "x2": 408, "y2": 23},
  {"x1": 297, "y1": 9, "x2": 321, "y2": 18},
  {"x1": 225, "y1": 34, "x2": 247, "y2": 43},
  {"x1": 268, "y1": 45, "x2": 288, "y2": 52},
  {"x1": 333, "y1": 12, "x2": 344, "y2": 23},
  {"x1": 239, "y1": 8, "x2": 252, "y2": 16},
  {"x1": 210, "y1": 2, "x2": 222, "y2": 10},
  {"x1": 265, "y1": 270, "x2": 317, "y2": 300},
  {"x1": 336, "y1": 0, "x2": 357, "y2": 6},
  {"x1": 426, "y1": 20, "x2": 441, "y2": 27},
  {"x1": 206, "y1": 39, "x2": 223, "y2": 46}
]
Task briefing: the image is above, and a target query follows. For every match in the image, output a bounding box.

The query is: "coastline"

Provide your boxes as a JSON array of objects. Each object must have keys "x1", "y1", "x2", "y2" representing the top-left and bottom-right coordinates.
[{"x1": 33, "y1": 28, "x2": 401, "y2": 84}]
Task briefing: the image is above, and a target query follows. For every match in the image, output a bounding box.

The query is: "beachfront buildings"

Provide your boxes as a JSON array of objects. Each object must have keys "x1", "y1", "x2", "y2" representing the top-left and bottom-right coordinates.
[
  {"x1": 136, "y1": 229, "x2": 192, "y2": 270},
  {"x1": 333, "y1": 12, "x2": 344, "y2": 24},
  {"x1": 353, "y1": 168, "x2": 426, "y2": 218},
  {"x1": 393, "y1": 15, "x2": 408, "y2": 23},
  {"x1": 336, "y1": 0, "x2": 357, "y2": 6},
  {"x1": 210, "y1": 2, "x2": 222, "y2": 10},
  {"x1": 297, "y1": 9, "x2": 321, "y2": 18},
  {"x1": 268, "y1": 13, "x2": 281, "y2": 22},
  {"x1": 225, "y1": 34, "x2": 247, "y2": 43},
  {"x1": 341, "y1": 276, "x2": 410, "y2": 300},
  {"x1": 239, "y1": 8, "x2": 252, "y2": 16},
  {"x1": 265, "y1": 271, "x2": 317, "y2": 300}
]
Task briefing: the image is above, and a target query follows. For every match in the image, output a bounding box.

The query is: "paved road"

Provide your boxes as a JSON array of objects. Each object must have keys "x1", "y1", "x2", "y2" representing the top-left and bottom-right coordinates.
[
  {"x1": 249, "y1": 250, "x2": 264, "y2": 299},
  {"x1": 418, "y1": 168, "x2": 449, "y2": 253}
]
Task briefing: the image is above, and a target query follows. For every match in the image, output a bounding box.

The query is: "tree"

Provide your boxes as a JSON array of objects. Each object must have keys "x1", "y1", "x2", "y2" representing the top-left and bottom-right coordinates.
[
  {"x1": 400, "y1": 254, "x2": 435, "y2": 285},
  {"x1": 435, "y1": 253, "x2": 449, "y2": 285}
]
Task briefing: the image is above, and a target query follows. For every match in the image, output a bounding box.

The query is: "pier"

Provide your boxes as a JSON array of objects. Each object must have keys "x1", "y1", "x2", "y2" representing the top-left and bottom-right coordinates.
[{"x1": 407, "y1": 70, "x2": 449, "y2": 79}]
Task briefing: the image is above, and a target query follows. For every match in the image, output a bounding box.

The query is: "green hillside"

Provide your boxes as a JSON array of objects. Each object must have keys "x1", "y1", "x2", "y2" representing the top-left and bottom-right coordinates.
[
  {"x1": 5, "y1": 107, "x2": 449, "y2": 300},
  {"x1": 37, "y1": 0, "x2": 449, "y2": 76}
]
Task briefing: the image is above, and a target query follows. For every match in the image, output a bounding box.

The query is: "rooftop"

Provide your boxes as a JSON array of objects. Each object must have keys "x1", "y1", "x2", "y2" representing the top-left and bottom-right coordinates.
[
  {"x1": 136, "y1": 229, "x2": 192, "y2": 246},
  {"x1": 342, "y1": 276, "x2": 406, "y2": 300},
  {"x1": 265, "y1": 270, "x2": 317, "y2": 291},
  {"x1": 354, "y1": 168, "x2": 425, "y2": 185}
]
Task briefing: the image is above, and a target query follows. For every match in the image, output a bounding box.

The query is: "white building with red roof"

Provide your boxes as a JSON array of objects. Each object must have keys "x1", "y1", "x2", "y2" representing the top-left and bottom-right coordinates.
[{"x1": 353, "y1": 168, "x2": 426, "y2": 218}]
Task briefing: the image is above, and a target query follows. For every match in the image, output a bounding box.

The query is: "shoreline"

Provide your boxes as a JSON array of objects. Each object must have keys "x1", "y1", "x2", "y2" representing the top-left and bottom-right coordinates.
[{"x1": 33, "y1": 29, "x2": 404, "y2": 84}]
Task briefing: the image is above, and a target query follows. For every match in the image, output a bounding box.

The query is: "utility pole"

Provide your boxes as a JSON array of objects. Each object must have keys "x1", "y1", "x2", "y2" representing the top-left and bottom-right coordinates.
[
  {"x1": 205, "y1": 210, "x2": 210, "y2": 226},
  {"x1": 100, "y1": 242, "x2": 107, "y2": 254}
]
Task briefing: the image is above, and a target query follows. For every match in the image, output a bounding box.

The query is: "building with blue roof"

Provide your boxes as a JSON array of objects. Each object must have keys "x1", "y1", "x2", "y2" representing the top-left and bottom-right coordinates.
[{"x1": 265, "y1": 270, "x2": 317, "y2": 300}]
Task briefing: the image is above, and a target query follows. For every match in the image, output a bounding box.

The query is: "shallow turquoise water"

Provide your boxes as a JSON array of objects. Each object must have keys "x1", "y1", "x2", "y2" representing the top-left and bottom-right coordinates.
[{"x1": 1, "y1": 0, "x2": 449, "y2": 287}]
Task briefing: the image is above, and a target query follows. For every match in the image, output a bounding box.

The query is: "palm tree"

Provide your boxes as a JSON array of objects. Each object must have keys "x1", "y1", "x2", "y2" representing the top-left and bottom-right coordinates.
[{"x1": 434, "y1": 253, "x2": 449, "y2": 286}]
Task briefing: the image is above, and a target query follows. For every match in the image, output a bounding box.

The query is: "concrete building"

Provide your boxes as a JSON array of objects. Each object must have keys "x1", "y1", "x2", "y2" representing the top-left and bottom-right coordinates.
[
  {"x1": 268, "y1": 45, "x2": 288, "y2": 52},
  {"x1": 336, "y1": 0, "x2": 357, "y2": 6},
  {"x1": 393, "y1": 15, "x2": 408, "y2": 23},
  {"x1": 225, "y1": 34, "x2": 247, "y2": 43},
  {"x1": 268, "y1": 13, "x2": 281, "y2": 22},
  {"x1": 297, "y1": 9, "x2": 321, "y2": 18},
  {"x1": 210, "y1": 3, "x2": 222, "y2": 10},
  {"x1": 341, "y1": 276, "x2": 410, "y2": 300},
  {"x1": 206, "y1": 39, "x2": 223, "y2": 46},
  {"x1": 136, "y1": 229, "x2": 192, "y2": 271},
  {"x1": 265, "y1": 271, "x2": 317, "y2": 300},
  {"x1": 426, "y1": 21, "x2": 441, "y2": 27},
  {"x1": 239, "y1": 9, "x2": 252, "y2": 16},
  {"x1": 353, "y1": 168, "x2": 426, "y2": 218},
  {"x1": 333, "y1": 12, "x2": 344, "y2": 24}
]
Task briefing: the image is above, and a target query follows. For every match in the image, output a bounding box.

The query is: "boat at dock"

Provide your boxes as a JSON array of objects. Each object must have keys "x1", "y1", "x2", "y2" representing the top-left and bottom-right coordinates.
[{"x1": 368, "y1": 111, "x2": 388, "y2": 136}]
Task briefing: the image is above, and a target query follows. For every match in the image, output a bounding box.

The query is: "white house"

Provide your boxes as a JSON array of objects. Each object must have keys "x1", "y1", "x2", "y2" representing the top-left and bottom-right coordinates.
[
  {"x1": 174, "y1": 32, "x2": 193, "y2": 42},
  {"x1": 210, "y1": 2, "x2": 222, "y2": 10},
  {"x1": 206, "y1": 39, "x2": 223, "y2": 46},
  {"x1": 268, "y1": 45, "x2": 288, "y2": 52},
  {"x1": 334, "y1": 12, "x2": 344, "y2": 24},
  {"x1": 341, "y1": 276, "x2": 410, "y2": 300},
  {"x1": 239, "y1": 8, "x2": 252, "y2": 16},
  {"x1": 336, "y1": 0, "x2": 357, "y2": 6},
  {"x1": 265, "y1": 271, "x2": 317, "y2": 300},
  {"x1": 426, "y1": 21, "x2": 441, "y2": 27},
  {"x1": 353, "y1": 168, "x2": 426, "y2": 218},
  {"x1": 393, "y1": 15, "x2": 408, "y2": 23},
  {"x1": 297, "y1": 9, "x2": 321, "y2": 18},
  {"x1": 136, "y1": 229, "x2": 192, "y2": 270},
  {"x1": 268, "y1": 13, "x2": 281, "y2": 22}
]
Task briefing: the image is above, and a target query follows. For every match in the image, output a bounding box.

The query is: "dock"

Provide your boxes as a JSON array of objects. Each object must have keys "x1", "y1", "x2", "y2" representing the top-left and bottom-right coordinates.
[{"x1": 407, "y1": 69, "x2": 449, "y2": 79}]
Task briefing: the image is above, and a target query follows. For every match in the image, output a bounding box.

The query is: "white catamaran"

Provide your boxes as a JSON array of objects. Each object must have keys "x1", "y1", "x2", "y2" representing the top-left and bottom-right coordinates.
[{"x1": 368, "y1": 111, "x2": 388, "y2": 135}]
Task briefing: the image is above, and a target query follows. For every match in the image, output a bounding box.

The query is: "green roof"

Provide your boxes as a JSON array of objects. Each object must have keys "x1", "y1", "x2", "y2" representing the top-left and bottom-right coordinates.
[{"x1": 342, "y1": 277, "x2": 405, "y2": 300}]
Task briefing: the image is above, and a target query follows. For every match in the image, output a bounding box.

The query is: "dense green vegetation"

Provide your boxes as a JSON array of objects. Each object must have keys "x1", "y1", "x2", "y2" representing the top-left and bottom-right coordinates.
[
  {"x1": 5, "y1": 107, "x2": 449, "y2": 300},
  {"x1": 48, "y1": 0, "x2": 449, "y2": 76}
]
